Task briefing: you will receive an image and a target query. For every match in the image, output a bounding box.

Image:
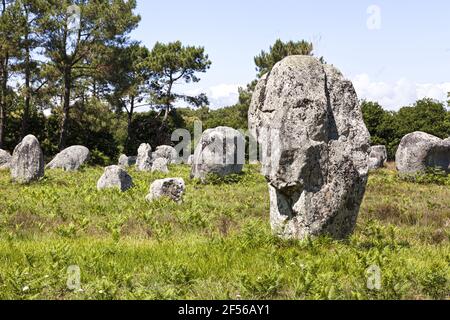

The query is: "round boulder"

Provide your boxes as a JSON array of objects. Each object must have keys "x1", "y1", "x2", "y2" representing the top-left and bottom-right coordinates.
[
  {"x1": 97, "y1": 165, "x2": 133, "y2": 192},
  {"x1": 46, "y1": 146, "x2": 90, "y2": 171},
  {"x1": 191, "y1": 127, "x2": 245, "y2": 180},
  {"x1": 146, "y1": 178, "x2": 185, "y2": 203},
  {"x1": 368, "y1": 145, "x2": 387, "y2": 170},
  {"x1": 249, "y1": 56, "x2": 370, "y2": 240},
  {"x1": 396, "y1": 132, "x2": 450, "y2": 174}
]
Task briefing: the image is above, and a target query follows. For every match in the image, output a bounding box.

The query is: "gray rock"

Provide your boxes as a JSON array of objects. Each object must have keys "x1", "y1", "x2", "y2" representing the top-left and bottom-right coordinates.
[
  {"x1": 0, "y1": 149, "x2": 11, "y2": 170},
  {"x1": 97, "y1": 165, "x2": 133, "y2": 192},
  {"x1": 10, "y1": 135, "x2": 45, "y2": 183},
  {"x1": 136, "y1": 143, "x2": 153, "y2": 171},
  {"x1": 154, "y1": 145, "x2": 179, "y2": 164},
  {"x1": 46, "y1": 146, "x2": 90, "y2": 171},
  {"x1": 152, "y1": 158, "x2": 169, "y2": 174},
  {"x1": 249, "y1": 56, "x2": 370, "y2": 240},
  {"x1": 146, "y1": 178, "x2": 185, "y2": 203},
  {"x1": 118, "y1": 154, "x2": 137, "y2": 168},
  {"x1": 368, "y1": 145, "x2": 388, "y2": 170},
  {"x1": 186, "y1": 155, "x2": 194, "y2": 165},
  {"x1": 191, "y1": 127, "x2": 245, "y2": 180},
  {"x1": 396, "y1": 132, "x2": 450, "y2": 174}
]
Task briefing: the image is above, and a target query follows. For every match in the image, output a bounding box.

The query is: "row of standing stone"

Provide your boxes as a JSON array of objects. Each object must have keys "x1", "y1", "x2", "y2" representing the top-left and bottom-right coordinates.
[{"x1": 0, "y1": 126, "x2": 246, "y2": 204}]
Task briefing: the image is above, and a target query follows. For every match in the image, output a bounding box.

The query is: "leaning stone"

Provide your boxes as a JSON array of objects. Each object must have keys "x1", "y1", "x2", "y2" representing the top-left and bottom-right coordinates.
[
  {"x1": 118, "y1": 154, "x2": 137, "y2": 168},
  {"x1": 46, "y1": 146, "x2": 90, "y2": 171},
  {"x1": 146, "y1": 178, "x2": 185, "y2": 203},
  {"x1": 97, "y1": 165, "x2": 133, "y2": 192},
  {"x1": 191, "y1": 127, "x2": 245, "y2": 180},
  {"x1": 0, "y1": 149, "x2": 11, "y2": 170},
  {"x1": 10, "y1": 135, "x2": 45, "y2": 184},
  {"x1": 368, "y1": 145, "x2": 388, "y2": 170},
  {"x1": 136, "y1": 143, "x2": 153, "y2": 171},
  {"x1": 396, "y1": 132, "x2": 450, "y2": 175},
  {"x1": 249, "y1": 55, "x2": 370, "y2": 240},
  {"x1": 152, "y1": 158, "x2": 169, "y2": 174}
]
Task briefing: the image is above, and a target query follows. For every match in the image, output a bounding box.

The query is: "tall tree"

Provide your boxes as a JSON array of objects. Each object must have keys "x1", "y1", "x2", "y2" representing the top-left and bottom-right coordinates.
[
  {"x1": 147, "y1": 41, "x2": 211, "y2": 125},
  {"x1": 107, "y1": 43, "x2": 151, "y2": 150},
  {"x1": 38, "y1": 0, "x2": 140, "y2": 150},
  {"x1": 0, "y1": 0, "x2": 20, "y2": 148}
]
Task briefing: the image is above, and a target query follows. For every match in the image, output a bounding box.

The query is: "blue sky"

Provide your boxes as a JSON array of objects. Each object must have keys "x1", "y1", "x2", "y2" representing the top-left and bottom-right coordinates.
[{"x1": 131, "y1": 0, "x2": 450, "y2": 110}]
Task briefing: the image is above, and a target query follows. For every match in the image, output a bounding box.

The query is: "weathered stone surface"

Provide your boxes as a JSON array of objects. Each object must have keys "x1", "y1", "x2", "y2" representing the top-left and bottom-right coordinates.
[
  {"x1": 0, "y1": 149, "x2": 11, "y2": 170},
  {"x1": 146, "y1": 178, "x2": 185, "y2": 203},
  {"x1": 46, "y1": 146, "x2": 90, "y2": 171},
  {"x1": 10, "y1": 135, "x2": 45, "y2": 183},
  {"x1": 152, "y1": 158, "x2": 169, "y2": 174},
  {"x1": 249, "y1": 55, "x2": 370, "y2": 240},
  {"x1": 97, "y1": 165, "x2": 133, "y2": 192},
  {"x1": 186, "y1": 155, "x2": 194, "y2": 165},
  {"x1": 368, "y1": 145, "x2": 387, "y2": 170},
  {"x1": 191, "y1": 127, "x2": 245, "y2": 180},
  {"x1": 118, "y1": 154, "x2": 137, "y2": 168},
  {"x1": 154, "y1": 145, "x2": 179, "y2": 164},
  {"x1": 136, "y1": 143, "x2": 153, "y2": 171},
  {"x1": 396, "y1": 132, "x2": 450, "y2": 174}
]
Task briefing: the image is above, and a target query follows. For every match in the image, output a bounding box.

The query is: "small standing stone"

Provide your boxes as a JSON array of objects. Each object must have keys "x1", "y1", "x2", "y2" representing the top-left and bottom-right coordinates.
[
  {"x1": 368, "y1": 145, "x2": 388, "y2": 170},
  {"x1": 146, "y1": 178, "x2": 185, "y2": 203},
  {"x1": 136, "y1": 143, "x2": 153, "y2": 171},
  {"x1": 191, "y1": 126, "x2": 245, "y2": 180},
  {"x1": 118, "y1": 154, "x2": 137, "y2": 168},
  {"x1": 97, "y1": 165, "x2": 133, "y2": 192},
  {"x1": 10, "y1": 135, "x2": 45, "y2": 183},
  {"x1": 0, "y1": 149, "x2": 11, "y2": 170},
  {"x1": 152, "y1": 158, "x2": 169, "y2": 174}
]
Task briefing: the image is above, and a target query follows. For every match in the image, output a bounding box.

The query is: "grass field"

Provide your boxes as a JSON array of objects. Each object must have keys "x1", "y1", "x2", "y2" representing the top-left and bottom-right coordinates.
[{"x1": 0, "y1": 165, "x2": 449, "y2": 300}]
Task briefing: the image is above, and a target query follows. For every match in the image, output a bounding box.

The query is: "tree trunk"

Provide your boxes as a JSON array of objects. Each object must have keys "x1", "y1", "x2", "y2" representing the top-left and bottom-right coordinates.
[
  {"x1": 125, "y1": 96, "x2": 134, "y2": 152},
  {"x1": 0, "y1": 55, "x2": 9, "y2": 150},
  {"x1": 21, "y1": 33, "x2": 31, "y2": 138},
  {"x1": 58, "y1": 68, "x2": 72, "y2": 150}
]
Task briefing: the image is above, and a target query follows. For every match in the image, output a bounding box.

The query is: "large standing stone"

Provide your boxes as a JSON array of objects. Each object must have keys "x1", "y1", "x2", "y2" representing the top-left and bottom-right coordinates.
[
  {"x1": 118, "y1": 154, "x2": 137, "y2": 168},
  {"x1": 152, "y1": 158, "x2": 169, "y2": 174},
  {"x1": 153, "y1": 145, "x2": 179, "y2": 164},
  {"x1": 0, "y1": 149, "x2": 11, "y2": 170},
  {"x1": 10, "y1": 135, "x2": 45, "y2": 183},
  {"x1": 146, "y1": 178, "x2": 185, "y2": 203},
  {"x1": 97, "y1": 165, "x2": 133, "y2": 192},
  {"x1": 191, "y1": 127, "x2": 245, "y2": 180},
  {"x1": 249, "y1": 56, "x2": 370, "y2": 240},
  {"x1": 136, "y1": 143, "x2": 153, "y2": 171},
  {"x1": 368, "y1": 145, "x2": 388, "y2": 170},
  {"x1": 46, "y1": 146, "x2": 90, "y2": 171},
  {"x1": 396, "y1": 132, "x2": 450, "y2": 174}
]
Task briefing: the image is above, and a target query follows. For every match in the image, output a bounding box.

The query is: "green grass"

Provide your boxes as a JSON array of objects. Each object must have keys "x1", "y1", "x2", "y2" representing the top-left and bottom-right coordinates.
[{"x1": 0, "y1": 165, "x2": 449, "y2": 300}]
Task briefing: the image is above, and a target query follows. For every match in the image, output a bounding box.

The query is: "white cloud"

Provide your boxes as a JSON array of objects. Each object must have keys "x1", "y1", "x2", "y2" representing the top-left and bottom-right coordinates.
[
  {"x1": 353, "y1": 74, "x2": 450, "y2": 111},
  {"x1": 182, "y1": 84, "x2": 241, "y2": 109}
]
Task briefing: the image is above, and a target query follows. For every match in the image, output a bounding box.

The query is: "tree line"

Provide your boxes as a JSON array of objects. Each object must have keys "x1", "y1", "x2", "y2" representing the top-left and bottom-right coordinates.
[
  {"x1": 0, "y1": 0, "x2": 211, "y2": 160},
  {"x1": 1, "y1": 1, "x2": 448, "y2": 164}
]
